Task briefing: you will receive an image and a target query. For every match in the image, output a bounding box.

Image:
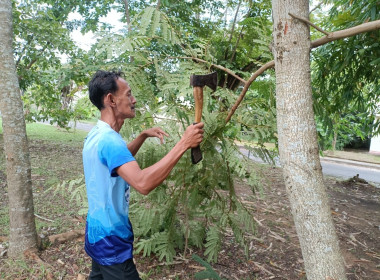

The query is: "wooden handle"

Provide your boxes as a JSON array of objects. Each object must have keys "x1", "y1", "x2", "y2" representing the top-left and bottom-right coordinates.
[{"x1": 193, "y1": 86, "x2": 203, "y2": 123}]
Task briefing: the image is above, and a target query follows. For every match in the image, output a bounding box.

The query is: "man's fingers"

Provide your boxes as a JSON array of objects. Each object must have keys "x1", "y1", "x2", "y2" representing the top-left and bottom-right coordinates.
[
  {"x1": 194, "y1": 122, "x2": 204, "y2": 128},
  {"x1": 161, "y1": 130, "x2": 169, "y2": 137},
  {"x1": 158, "y1": 133, "x2": 164, "y2": 144}
]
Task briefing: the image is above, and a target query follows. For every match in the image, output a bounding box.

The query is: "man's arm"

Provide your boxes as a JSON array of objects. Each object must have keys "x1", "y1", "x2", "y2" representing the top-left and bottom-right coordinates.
[
  {"x1": 117, "y1": 123, "x2": 204, "y2": 195},
  {"x1": 127, "y1": 127, "x2": 169, "y2": 156}
]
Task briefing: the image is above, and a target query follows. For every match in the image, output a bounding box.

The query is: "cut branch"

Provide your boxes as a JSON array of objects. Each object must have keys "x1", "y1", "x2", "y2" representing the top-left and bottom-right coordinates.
[
  {"x1": 311, "y1": 19, "x2": 380, "y2": 48},
  {"x1": 225, "y1": 60, "x2": 275, "y2": 123},
  {"x1": 289, "y1": 13, "x2": 329, "y2": 35},
  {"x1": 48, "y1": 229, "x2": 85, "y2": 244},
  {"x1": 34, "y1": 213, "x2": 54, "y2": 223}
]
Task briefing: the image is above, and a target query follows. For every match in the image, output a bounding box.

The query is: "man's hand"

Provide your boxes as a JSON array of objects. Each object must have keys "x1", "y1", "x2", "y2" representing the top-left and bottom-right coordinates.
[
  {"x1": 180, "y1": 122, "x2": 204, "y2": 149},
  {"x1": 142, "y1": 127, "x2": 169, "y2": 144},
  {"x1": 128, "y1": 127, "x2": 168, "y2": 155},
  {"x1": 118, "y1": 122, "x2": 205, "y2": 195}
]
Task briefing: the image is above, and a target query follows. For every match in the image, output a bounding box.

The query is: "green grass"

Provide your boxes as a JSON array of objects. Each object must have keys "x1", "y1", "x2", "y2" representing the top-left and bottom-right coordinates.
[
  {"x1": 322, "y1": 150, "x2": 380, "y2": 164},
  {"x1": 0, "y1": 118, "x2": 88, "y2": 144},
  {"x1": 26, "y1": 122, "x2": 88, "y2": 143},
  {"x1": 0, "y1": 118, "x2": 88, "y2": 143},
  {"x1": 0, "y1": 118, "x2": 88, "y2": 237}
]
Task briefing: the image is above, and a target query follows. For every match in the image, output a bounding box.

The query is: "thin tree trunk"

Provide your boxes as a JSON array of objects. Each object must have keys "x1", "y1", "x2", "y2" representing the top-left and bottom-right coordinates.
[
  {"x1": 123, "y1": 0, "x2": 134, "y2": 63},
  {"x1": 223, "y1": 1, "x2": 228, "y2": 32},
  {"x1": 230, "y1": 26, "x2": 244, "y2": 63},
  {"x1": 332, "y1": 130, "x2": 337, "y2": 152},
  {"x1": 224, "y1": 0, "x2": 242, "y2": 60},
  {"x1": 271, "y1": 1, "x2": 347, "y2": 279},
  {"x1": 123, "y1": 0, "x2": 131, "y2": 28},
  {"x1": 0, "y1": 0, "x2": 38, "y2": 257}
]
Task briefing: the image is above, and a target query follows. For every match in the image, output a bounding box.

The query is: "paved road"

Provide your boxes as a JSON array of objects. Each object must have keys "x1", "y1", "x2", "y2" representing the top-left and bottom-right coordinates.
[
  {"x1": 68, "y1": 121, "x2": 95, "y2": 132},
  {"x1": 320, "y1": 158, "x2": 380, "y2": 185},
  {"x1": 239, "y1": 147, "x2": 380, "y2": 186}
]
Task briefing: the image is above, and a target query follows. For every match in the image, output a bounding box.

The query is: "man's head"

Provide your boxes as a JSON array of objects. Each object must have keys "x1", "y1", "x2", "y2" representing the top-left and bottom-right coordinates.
[{"x1": 89, "y1": 70, "x2": 123, "y2": 110}]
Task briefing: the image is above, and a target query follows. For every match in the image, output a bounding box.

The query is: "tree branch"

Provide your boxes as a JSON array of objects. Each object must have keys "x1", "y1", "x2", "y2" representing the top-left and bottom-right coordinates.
[
  {"x1": 225, "y1": 60, "x2": 275, "y2": 123},
  {"x1": 311, "y1": 19, "x2": 380, "y2": 48},
  {"x1": 25, "y1": 43, "x2": 50, "y2": 70},
  {"x1": 180, "y1": 56, "x2": 247, "y2": 84},
  {"x1": 289, "y1": 13, "x2": 329, "y2": 35},
  {"x1": 15, "y1": 44, "x2": 28, "y2": 68},
  {"x1": 309, "y1": 1, "x2": 323, "y2": 14},
  {"x1": 136, "y1": 56, "x2": 247, "y2": 84},
  {"x1": 230, "y1": 26, "x2": 244, "y2": 63},
  {"x1": 224, "y1": 19, "x2": 380, "y2": 122}
]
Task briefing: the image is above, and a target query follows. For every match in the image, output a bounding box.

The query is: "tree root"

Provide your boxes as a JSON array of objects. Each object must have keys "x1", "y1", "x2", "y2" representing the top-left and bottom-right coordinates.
[{"x1": 24, "y1": 248, "x2": 54, "y2": 280}]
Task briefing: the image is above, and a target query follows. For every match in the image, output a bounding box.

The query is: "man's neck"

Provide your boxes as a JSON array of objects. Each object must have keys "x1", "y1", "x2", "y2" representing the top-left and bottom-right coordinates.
[{"x1": 100, "y1": 110, "x2": 124, "y2": 132}]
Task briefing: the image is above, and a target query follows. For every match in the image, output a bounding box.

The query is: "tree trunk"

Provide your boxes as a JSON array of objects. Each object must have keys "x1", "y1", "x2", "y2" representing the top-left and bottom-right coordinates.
[
  {"x1": 224, "y1": 0, "x2": 242, "y2": 60},
  {"x1": 271, "y1": 1, "x2": 347, "y2": 279},
  {"x1": 0, "y1": 0, "x2": 38, "y2": 257},
  {"x1": 123, "y1": 0, "x2": 132, "y2": 32},
  {"x1": 123, "y1": 0, "x2": 134, "y2": 63}
]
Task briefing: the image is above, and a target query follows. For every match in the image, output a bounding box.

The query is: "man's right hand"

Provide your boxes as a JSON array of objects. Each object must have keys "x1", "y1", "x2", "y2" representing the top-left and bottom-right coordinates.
[{"x1": 181, "y1": 122, "x2": 204, "y2": 149}]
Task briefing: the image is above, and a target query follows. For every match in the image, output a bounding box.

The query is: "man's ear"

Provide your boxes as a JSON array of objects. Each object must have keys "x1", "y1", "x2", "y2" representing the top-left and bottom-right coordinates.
[{"x1": 103, "y1": 93, "x2": 116, "y2": 107}]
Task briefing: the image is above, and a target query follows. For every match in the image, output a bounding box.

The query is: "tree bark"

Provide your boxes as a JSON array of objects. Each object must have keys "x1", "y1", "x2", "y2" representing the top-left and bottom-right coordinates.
[
  {"x1": 0, "y1": 0, "x2": 38, "y2": 257},
  {"x1": 271, "y1": 1, "x2": 347, "y2": 279}
]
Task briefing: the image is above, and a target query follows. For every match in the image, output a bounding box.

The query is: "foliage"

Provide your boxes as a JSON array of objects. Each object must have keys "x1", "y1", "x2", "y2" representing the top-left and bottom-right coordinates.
[
  {"x1": 311, "y1": 0, "x2": 380, "y2": 150},
  {"x1": 34, "y1": 0, "x2": 277, "y2": 264},
  {"x1": 72, "y1": 95, "x2": 99, "y2": 121},
  {"x1": 12, "y1": 0, "x2": 118, "y2": 127},
  {"x1": 128, "y1": 116, "x2": 261, "y2": 262},
  {"x1": 47, "y1": 176, "x2": 88, "y2": 216},
  {"x1": 192, "y1": 254, "x2": 226, "y2": 280},
  {"x1": 52, "y1": 2, "x2": 276, "y2": 263}
]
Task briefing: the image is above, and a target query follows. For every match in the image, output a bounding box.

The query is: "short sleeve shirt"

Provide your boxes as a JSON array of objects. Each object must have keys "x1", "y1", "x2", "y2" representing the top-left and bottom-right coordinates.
[{"x1": 82, "y1": 120, "x2": 135, "y2": 265}]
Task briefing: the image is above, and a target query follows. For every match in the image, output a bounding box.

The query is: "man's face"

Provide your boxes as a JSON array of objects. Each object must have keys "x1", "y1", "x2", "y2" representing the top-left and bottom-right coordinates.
[{"x1": 113, "y1": 78, "x2": 137, "y2": 119}]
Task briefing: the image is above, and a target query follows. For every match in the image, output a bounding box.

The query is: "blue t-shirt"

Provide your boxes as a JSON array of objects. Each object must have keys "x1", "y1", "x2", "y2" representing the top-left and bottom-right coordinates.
[{"x1": 82, "y1": 120, "x2": 136, "y2": 265}]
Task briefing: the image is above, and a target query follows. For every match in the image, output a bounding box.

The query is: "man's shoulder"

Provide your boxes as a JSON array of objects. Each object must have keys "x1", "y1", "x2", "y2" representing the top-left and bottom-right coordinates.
[{"x1": 98, "y1": 129, "x2": 123, "y2": 145}]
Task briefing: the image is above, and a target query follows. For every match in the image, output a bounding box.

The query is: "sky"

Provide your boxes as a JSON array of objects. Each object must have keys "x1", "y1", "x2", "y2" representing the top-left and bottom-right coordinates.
[
  {"x1": 69, "y1": 2, "x2": 329, "y2": 52},
  {"x1": 69, "y1": 9, "x2": 125, "y2": 51}
]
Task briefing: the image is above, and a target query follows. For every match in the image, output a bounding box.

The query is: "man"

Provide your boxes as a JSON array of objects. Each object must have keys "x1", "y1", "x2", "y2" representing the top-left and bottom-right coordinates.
[{"x1": 83, "y1": 70, "x2": 204, "y2": 279}]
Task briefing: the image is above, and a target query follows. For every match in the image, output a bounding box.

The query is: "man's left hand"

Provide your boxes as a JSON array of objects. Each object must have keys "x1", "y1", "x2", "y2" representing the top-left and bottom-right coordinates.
[{"x1": 143, "y1": 127, "x2": 169, "y2": 144}]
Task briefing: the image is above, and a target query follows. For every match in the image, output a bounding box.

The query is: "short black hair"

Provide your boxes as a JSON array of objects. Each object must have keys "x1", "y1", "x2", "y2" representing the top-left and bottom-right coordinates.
[{"x1": 88, "y1": 70, "x2": 123, "y2": 110}]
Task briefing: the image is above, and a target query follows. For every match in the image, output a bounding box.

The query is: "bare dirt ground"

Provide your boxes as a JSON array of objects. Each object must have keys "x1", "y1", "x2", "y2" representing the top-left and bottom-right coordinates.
[{"x1": 0, "y1": 139, "x2": 379, "y2": 280}]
